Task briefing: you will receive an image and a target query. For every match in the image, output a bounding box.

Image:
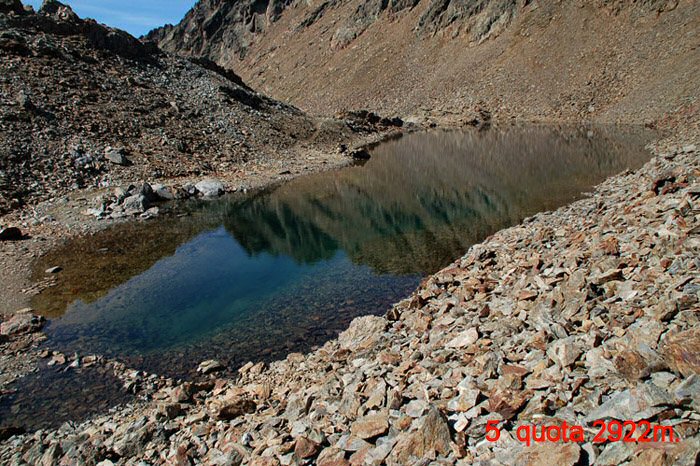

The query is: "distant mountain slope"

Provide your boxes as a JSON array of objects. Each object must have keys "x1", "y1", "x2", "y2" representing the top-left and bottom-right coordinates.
[
  {"x1": 0, "y1": 0, "x2": 361, "y2": 214},
  {"x1": 149, "y1": 0, "x2": 699, "y2": 124}
]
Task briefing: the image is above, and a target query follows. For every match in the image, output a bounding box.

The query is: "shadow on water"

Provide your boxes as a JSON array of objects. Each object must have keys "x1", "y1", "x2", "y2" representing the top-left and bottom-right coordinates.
[{"x1": 1, "y1": 125, "x2": 655, "y2": 431}]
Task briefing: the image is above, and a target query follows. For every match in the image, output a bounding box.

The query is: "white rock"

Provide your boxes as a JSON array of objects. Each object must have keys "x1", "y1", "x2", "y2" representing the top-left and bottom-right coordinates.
[
  {"x1": 446, "y1": 327, "x2": 479, "y2": 348},
  {"x1": 195, "y1": 179, "x2": 225, "y2": 197}
]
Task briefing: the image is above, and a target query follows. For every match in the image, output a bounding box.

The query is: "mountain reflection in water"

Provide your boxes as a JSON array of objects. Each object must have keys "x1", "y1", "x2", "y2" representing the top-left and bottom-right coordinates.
[
  {"x1": 225, "y1": 126, "x2": 650, "y2": 274},
  {"x1": 31, "y1": 126, "x2": 653, "y2": 377}
]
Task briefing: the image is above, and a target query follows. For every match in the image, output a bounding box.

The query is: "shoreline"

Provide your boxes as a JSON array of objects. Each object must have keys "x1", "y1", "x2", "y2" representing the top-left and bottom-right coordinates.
[
  {"x1": 0, "y1": 126, "x2": 406, "y2": 316},
  {"x1": 1, "y1": 120, "x2": 647, "y2": 315},
  {"x1": 0, "y1": 122, "x2": 697, "y2": 463}
]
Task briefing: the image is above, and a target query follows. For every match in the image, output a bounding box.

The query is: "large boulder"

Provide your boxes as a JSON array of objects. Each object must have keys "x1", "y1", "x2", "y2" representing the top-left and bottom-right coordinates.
[
  {"x1": 104, "y1": 147, "x2": 130, "y2": 166},
  {"x1": 195, "y1": 179, "x2": 225, "y2": 198},
  {"x1": 122, "y1": 194, "x2": 148, "y2": 214},
  {"x1": 351, "y1": 412, "x2": 389, "y2": 439},
  {"x1": 387, "y1": 405, "x2": 452, "y2": 464},
  {"x1": 151, "y1": 184, "x2": 175, "y2": 201},
  {"x1": 661, "y1": 328, "x2": 700, "y2": 377},
  {"x1": 208, "y1": 391, "x2": 256, "y2": 420},
  {"x1": 338, "y1": 315, "x2": 386, "y2": 352}
]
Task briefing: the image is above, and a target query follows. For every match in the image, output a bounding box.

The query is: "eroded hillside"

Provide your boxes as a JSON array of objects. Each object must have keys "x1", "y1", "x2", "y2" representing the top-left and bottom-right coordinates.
[
  {"x1": 150, "y1": 0, "x2": 699, "y2": 124},
  {"x1": 0, "y1": 0, "x2": 370, "y2": 214}
]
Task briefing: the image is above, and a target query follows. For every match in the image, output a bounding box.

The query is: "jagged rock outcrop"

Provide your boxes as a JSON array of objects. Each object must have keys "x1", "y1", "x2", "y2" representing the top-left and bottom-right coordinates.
[
  {"x1": 151, "y1": 0, "x2": 688, "y2": 58},
  {"x1": 149, "y1": 0, "x2": 525, "y2": 57},
  {"x1": 416, "y1": 0, "x2": 522, "y2": 40},
  {"x1": 146, "y1": 0, "x2": 296, "y2": 59}
]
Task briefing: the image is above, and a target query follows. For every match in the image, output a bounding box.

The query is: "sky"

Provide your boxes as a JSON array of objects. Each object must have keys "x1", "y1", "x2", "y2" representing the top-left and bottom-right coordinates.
[{"x1": 24, "y1": 0, "x2": 196, "y2": 37}]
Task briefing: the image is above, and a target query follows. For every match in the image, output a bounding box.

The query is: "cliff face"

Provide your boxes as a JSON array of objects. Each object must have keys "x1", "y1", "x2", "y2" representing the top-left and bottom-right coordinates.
[
  {"x1": 149, "y1": 0, "x2": 679, "y2": 58},
  {"x1": 149, "y1": 0, "x2": 699, "y2": 124},
  {"x1": 147, "y1": 0, "x2": 294, "y2": 60}
]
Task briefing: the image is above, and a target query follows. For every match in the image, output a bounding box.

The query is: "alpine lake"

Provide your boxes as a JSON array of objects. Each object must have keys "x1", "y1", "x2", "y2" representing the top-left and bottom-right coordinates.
[{"x1": 0, "y1": 125, "x2": 656, "y2": 431}]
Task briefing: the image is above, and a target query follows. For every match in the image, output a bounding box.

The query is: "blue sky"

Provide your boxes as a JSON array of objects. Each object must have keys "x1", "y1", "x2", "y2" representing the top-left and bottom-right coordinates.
[{"x1": 24, "y1": 0, "x2": 196, "y2": 37}]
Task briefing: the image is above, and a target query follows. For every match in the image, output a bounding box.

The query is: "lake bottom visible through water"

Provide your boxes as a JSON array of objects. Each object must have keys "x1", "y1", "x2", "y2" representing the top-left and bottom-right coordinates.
[{"x1": 0, "y1": 125, "x2": 656, "y2": 431}]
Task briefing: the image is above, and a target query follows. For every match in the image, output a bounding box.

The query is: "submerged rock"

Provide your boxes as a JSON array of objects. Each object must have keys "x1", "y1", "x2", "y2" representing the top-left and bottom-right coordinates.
[{"x1": 197, "y1": 359, "x2": 225, "y2": 374}]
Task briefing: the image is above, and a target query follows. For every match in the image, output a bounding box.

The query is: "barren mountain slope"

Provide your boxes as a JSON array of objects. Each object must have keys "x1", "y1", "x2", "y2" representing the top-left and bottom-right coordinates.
[
  {"x1": 0, "y1": 0, "x2": 372, "y2": 214},
  {"x1": 150, "y1": 0, "x2": 699, "y2": 124}
]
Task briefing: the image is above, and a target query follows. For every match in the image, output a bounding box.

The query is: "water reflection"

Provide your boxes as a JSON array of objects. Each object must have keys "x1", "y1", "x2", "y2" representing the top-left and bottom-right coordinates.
[
  {"x1": 218, "y1": 125, "x2": 653, "y2": 273},
  {"x1": 32, "y1": 125, "x2": 653, "y2": 376}
]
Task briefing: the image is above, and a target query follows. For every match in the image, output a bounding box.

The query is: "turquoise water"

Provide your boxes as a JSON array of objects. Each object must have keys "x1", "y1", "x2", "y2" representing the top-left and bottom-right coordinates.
[
  {"x1": 56, "y1": 228, "x2": 354, "y2": 352},
  {"x1": 47, "y1": 229, "x2": 418, "y2": 364}
]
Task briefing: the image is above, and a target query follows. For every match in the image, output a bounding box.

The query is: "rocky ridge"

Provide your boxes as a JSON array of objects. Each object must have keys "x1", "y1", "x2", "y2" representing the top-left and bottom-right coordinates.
[
  {"x1": 149, "y1": 0, "x2": 699, "y2": 126},
  {"x1": 150, "y1": 0, "x2": 678, "y2": 59},
  {"x1": 1, "y1": 133, "x2": 698, "y2": 464},
  {"x1": 0, "y1": 1, "x2": 395, "y2": 215}
]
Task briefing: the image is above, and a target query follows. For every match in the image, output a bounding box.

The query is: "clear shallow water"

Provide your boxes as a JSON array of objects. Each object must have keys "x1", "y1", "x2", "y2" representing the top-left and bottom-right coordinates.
[
  {"x1": 1, "y1": 125, "x2": 655, "y2": 431},
  {"x1": 33, "y1": 125, "x2": 655, "y2": 377}
]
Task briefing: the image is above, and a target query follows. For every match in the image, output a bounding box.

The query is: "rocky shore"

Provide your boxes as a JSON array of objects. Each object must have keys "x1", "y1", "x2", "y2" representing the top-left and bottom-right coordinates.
[
  {"x1": 0, "y1": 127, "x2": 697, "y2": 464},
  {"x1": 1, "y1": 1, "x2": 698, "y2": 464},
  {"x1": 0, "y1": 126, "x2": 396, "y2": 316},
  {"x1": 0, "y1": 0, "x2": 405, "y2": 216}
]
